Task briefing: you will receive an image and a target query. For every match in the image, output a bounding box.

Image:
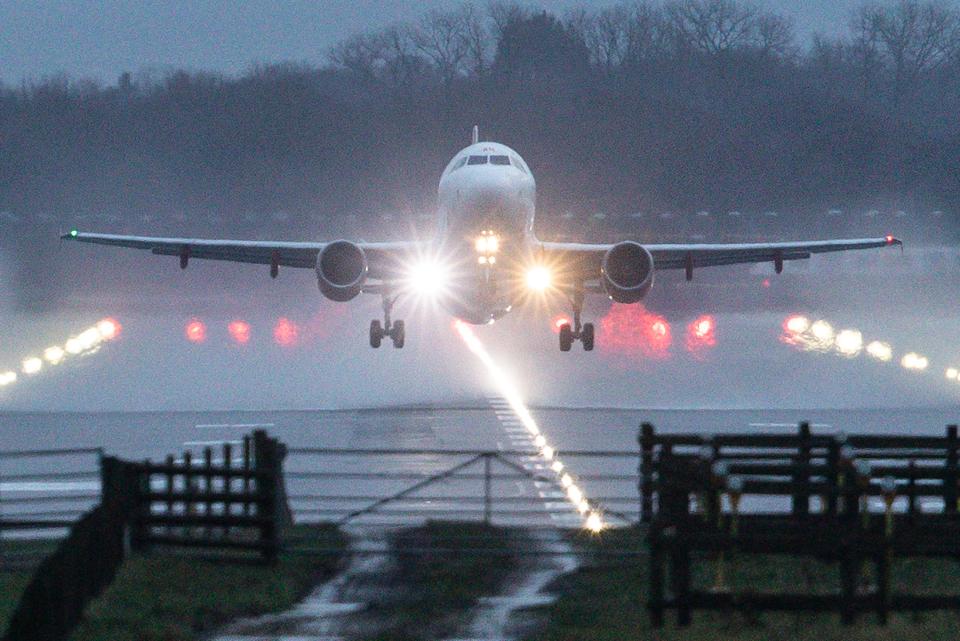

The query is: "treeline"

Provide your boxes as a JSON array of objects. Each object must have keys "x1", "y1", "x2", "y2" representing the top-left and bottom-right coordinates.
[{"x1": 2, "y1": 0, "x2": 959, "y2": 306}]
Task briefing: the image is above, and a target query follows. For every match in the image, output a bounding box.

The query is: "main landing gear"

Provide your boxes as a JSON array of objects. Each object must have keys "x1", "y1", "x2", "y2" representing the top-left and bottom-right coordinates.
[
  {"x1": 370, "y1": 292, "x2": 405, "y2": 349},
  {"x1": 558, "y1": 286, "x2": 594, "y2": 352}
]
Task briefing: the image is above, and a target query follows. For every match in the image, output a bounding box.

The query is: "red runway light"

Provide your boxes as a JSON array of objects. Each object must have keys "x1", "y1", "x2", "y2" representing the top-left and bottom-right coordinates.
[
  {"x1": 598, "y1": 303, "x2": 672, "y2": 359},
  {"x1": 686, "y1": 315, "x2": 716, "y2": 354},
  {"x1": 273, "y1": 317, "x2": 298, "y2": 347},
  {"x1": 228, "y1": 320, "x2": 251, "y2": 345},
  {"x1": 762, "y1": 278, "x2": 771, "y2": 288},
  {"x1": 185, "y1": 319, "x2": 206, "y2": 343}
]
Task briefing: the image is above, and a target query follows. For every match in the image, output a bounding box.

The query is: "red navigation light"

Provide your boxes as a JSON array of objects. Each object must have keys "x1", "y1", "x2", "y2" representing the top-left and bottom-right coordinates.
[
  {"x1": 185, "y1": 319, "x2": 207, "y2": 343},
  {"x1": 551, "y1": 315, "x2": 572, "y2": 334},
  {"x1": 885, "y1": 234, "x2": 894, "y2": 244},
  {"x1": 228, "y1": 320, "x2": 251, "y2": 345},
  {"x1": 273, "y1": 317, "x2": 298, "y2": 347}
]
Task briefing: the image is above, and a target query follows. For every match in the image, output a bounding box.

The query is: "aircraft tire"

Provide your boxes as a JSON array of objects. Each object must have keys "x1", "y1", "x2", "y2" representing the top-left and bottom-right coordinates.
[
  {"x1": 582, "y1": 323, "x2": 595, "y2": 351},
  {"x1": 559, "y1": 324, "x2": 573, "y2": 352},
  {"x1": 370, "y1": 320, "x2": 383, "y2": 348},
  {"x1": 392, "y1": 320, "x2": 405, "y2": 349}
]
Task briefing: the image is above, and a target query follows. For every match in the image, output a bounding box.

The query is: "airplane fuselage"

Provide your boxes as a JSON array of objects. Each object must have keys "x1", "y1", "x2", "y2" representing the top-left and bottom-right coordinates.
[{"x1": 436, "y1": 141, "x2": 538, "y2": 324}]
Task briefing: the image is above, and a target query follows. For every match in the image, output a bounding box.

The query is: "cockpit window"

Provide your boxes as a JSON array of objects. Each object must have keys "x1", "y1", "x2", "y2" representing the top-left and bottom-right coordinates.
[
  {"x1": 467, "y1": 155, "x2": 488, "y2": 165},
  {"x1": 490, "y1": 155, "x2": 511, "y2": 165},
  {"x1": 452, "y1": 156, "x2": 468, "y2": 171},
  {"x1": 510, "y1": 155, "x2": 529, "y2": 174}
]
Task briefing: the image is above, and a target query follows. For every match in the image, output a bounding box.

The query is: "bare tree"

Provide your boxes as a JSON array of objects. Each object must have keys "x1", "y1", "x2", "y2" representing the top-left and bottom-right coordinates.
[
  {"x1": 666, "y1": 0, "x2": 760, "y2": 57},
  {"x1": 409, "y1": 8, "x2": 471, "y2": 83},
  {"x1": 861, "y1": 0, "x2": 960, "y2": 95}
]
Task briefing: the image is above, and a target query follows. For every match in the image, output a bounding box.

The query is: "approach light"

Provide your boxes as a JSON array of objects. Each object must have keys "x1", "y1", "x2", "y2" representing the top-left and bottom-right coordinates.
[
  {"x1": 947, "y1": 368, "x2": 959, "y2": 381},
  {"x1": 43, "y1": 346, "x2": 65, "y2": 364},
  {"x1": 866, "y1": 341, "x2": 893, "y2": 362},
  {"x1": 784, "y1": 315, "x2": 810, "y2": 334},
  {"x1": 835, "y1": 330, "x2": 863, "y2": 357},
  {"x1": 21, "y1": 357, "x2": 42, "y2": 375},
  {"x1": 0, "y1": 371, "x2": 16, "y2": 386},
  {"x1": 526, "y1": 266, "x2": 552, "y2": 291},
  {"x1": 901, "y1": 352, "x2": 928, "y2": 371}
]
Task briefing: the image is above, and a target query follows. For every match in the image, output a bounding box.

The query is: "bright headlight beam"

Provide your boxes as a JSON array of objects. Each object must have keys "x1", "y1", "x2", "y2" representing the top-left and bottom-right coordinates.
[
  {"x1": 453, "y1": 319, "x2": 605, "y2": 532},
  {"x1": 526, "y1": 266, "x2": 552, "y2": 291},
  {"x1": 406, "y1": 260, "x2": 449, "y2": 296}
]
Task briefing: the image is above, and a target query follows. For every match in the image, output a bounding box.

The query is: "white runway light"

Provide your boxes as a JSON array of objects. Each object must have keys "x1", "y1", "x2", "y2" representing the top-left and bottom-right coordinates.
[
  {"x1": 3, "y1": 318, "x2": 122, "y2": 390},
  {"x1": 453, "y1": 319, "x2": 606, "y2": 532}
]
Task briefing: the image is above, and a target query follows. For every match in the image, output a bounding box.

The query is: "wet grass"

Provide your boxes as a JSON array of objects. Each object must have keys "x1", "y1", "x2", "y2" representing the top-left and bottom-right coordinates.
[
  {"x1": 0, "y1": 538, "x2": 61, "y2": 631},
  {"x1": 524, "y1": 526, "x2": 960, "y2": 641},
  {"x1": 68, "y1": 524, "x2": 346, "y2": 641},
  {"x1": 358, "y1": 521, "x2": 525, "y2": 641}
]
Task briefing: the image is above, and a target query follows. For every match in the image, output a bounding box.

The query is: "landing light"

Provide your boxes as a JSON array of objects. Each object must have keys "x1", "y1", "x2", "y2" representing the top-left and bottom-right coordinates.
[
  {"x1": 526, "y1": 266, "x2": 552, "y2": 291},
  {"x1": 407, "y1": 260, "x2": 449, "y2": 296}
]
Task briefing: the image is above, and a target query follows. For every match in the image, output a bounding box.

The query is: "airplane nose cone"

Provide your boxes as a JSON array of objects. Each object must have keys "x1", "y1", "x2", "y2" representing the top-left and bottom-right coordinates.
[{"x1": 462, "y1": 173, "x2": 515, "y2": 212}]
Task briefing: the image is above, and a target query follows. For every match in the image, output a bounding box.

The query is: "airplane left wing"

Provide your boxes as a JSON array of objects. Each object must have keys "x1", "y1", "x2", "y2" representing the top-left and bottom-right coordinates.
[
  {"x1": 538, "y1": 236, "x2": 902, "y2": 283},
  {"x1": 60, "y1": 230, "x2": 417, "y2": 280}
]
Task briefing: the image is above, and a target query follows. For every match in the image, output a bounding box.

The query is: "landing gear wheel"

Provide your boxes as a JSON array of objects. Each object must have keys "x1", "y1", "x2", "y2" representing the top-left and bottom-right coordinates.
[
  {"x1": 559, "y1": 324, "x2": 573, "y2": 352},
  {"x1": 370, "y1": 320, "x2": 383, "y2": 349},
  {"x1": 391, "y1": 320, "x2": 405, "y2": 349},
  {"x1": 581, "y1": 323, "x2": 595, "y2": 351}
]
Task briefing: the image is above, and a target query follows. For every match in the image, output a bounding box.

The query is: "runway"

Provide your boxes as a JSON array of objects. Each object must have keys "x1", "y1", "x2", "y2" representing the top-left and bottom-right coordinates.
[{"x1": 2, "y1": 404, "x2": 958, "y2": 532}]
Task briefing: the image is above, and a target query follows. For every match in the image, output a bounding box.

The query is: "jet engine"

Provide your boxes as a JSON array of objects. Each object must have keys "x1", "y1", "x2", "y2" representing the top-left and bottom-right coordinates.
[
  {"x1": 317, "y1": 240, "x2": 367, "y2": 301},
  {"x1": 601, "y1": 241, "x2": 655, "y2": 303}
]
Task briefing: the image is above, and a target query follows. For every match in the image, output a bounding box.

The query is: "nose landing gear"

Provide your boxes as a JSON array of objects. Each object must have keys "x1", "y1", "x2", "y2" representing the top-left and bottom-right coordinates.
[
  {"x1": 370, "y1": 292, "x2": 405, "y2": 349},
  {"x1": 558, "y1": 286, "x2": 594, "y2": 352}
]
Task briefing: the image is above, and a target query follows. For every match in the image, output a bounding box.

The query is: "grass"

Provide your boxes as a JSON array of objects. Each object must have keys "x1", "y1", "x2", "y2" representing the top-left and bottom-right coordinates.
[
  {"x1": 524, "y1": 526, "x2": 960, "y2": 641},
  {"x1": 68, "y1": 524, "x2": 346, "y2": 641},
  {"x1": 358, "y1": 521, "x2": 525, "y2": 641},
  {"x1": 0, "y1": 538, "x2": 61, "y2": 631}
]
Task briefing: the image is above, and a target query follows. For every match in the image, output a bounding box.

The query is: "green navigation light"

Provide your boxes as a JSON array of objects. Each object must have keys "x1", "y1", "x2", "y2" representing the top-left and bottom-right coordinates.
[{"x1": 70, "y1": 229, "x2": 78, "y2": 237}]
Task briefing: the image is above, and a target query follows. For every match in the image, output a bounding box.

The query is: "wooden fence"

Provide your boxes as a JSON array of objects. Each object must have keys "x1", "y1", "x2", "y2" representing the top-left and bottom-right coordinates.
[
  {"x1": 127, "y1": 430, "x2": 290, "y2": 561},
  {"x1": 640, "y1": 422, "x2": 960, "y2": 627},
  {"x1": 1, "y1": 430, "x2": 289, "y2": 641}
]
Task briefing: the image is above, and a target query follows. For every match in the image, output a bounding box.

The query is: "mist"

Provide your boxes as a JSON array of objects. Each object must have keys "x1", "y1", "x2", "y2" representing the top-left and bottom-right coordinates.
[{"x1": 1, "y1": 0, "x2": 958, "y2": 412}]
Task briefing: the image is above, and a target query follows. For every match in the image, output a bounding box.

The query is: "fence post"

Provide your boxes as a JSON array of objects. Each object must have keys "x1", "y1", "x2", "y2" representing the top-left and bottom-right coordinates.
[
  {"x1": 253, "y1": 430, "x2": 281, "y2": 562},
  {"x1": 793, "y1": 422, "x2": 811, "y2": 519},
  {"x1": 946, "y1": 425, "x2": 957, "y2": 515},
  {"x1": 483, "y1": 453, "x2": 492, "y2": 526},
  {"x1": 640, "y1": 423, "x2": 655, "y2": 523}
]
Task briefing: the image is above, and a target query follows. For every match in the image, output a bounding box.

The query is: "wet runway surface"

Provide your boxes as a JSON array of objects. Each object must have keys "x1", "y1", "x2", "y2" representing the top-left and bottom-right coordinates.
[{"x1": 2, "y1": 405, "x2": 958, "y2": 531}]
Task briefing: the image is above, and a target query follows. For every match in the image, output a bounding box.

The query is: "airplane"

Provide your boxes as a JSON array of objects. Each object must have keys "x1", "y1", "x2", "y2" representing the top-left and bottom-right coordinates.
[{"x1": 62, "y1": 126, "x2": 901, "y2": 352}]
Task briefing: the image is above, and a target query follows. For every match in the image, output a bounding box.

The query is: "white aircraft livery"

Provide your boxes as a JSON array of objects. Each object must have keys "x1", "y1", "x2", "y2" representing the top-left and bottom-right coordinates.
[{"x1": 63, "y1": 126, "x2": 901, "y2": 351}]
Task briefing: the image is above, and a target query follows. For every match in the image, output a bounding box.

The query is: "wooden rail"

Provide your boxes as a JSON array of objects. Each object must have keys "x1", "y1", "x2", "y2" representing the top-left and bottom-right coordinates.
[{"x1": 640, "y1": 422, "x2": 960, "y2": 627}]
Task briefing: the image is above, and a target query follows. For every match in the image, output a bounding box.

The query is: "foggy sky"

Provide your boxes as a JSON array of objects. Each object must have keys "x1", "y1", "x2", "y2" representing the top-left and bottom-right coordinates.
[{"x1": 2, "y1": 0, "x2": 859, "y2": 85}]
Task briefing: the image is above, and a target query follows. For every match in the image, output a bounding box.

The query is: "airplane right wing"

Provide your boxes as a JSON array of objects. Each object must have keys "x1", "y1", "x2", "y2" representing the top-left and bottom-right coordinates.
[{"x1": 538, "y1": 236, "x2": 902, "y2": 284}]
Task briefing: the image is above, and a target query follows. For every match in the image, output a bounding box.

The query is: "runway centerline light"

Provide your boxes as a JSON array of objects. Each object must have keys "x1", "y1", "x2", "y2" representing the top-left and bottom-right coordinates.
[{"x1": 453, "y1": 319, "x2": 606, "y2": 531}]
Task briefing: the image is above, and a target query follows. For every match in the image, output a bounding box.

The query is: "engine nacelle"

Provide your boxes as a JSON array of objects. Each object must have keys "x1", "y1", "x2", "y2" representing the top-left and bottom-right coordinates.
[
  {"x1": 316, "y1": 240, "x2": 367, "y2": 302},
  {"x1": 601, "y1": 241, "x2": 655, "y2": 303}
]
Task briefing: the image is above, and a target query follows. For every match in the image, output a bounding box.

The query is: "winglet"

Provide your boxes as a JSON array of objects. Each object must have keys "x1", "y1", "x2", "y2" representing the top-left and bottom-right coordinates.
[{"x1": 472, "y1": 125, "x2": 479, "y2": 145}]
